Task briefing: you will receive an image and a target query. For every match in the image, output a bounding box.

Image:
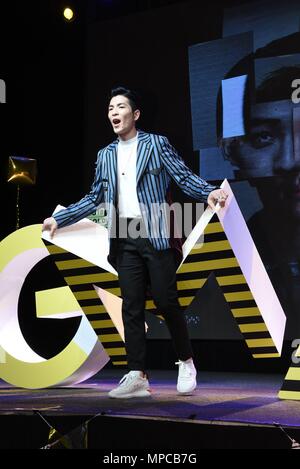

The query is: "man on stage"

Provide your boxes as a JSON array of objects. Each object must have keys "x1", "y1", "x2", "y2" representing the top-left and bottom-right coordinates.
[{"x1": 42, "y1": 87, "x2": 227, "y2": 398}]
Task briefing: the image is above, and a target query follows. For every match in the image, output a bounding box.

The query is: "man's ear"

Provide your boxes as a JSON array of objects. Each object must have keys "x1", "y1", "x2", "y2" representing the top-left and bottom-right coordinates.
[{"x1": 134, "y1": 109, "x2": 140, "y2": 122}]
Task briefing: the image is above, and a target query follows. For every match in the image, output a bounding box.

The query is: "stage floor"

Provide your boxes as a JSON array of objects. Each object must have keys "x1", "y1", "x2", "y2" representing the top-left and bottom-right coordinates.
[
  {"x1": 1, "y1": 370, "x2": 300, "y2": 449},
  {"x1": 0, "y1": 370, "x2": 299, "y2": 426}
]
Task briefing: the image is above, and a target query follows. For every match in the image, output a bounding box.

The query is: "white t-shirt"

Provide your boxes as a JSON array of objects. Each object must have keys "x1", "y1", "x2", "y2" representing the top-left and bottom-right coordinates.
[{"x1": 117, "y1": 133, "x2": 142, "y2": 218}]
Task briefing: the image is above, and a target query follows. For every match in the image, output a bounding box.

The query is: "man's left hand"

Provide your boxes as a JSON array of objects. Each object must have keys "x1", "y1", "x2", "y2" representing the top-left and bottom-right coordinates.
[{"x1": 207, "y1": 189, "x2": 228, "y2": 210}]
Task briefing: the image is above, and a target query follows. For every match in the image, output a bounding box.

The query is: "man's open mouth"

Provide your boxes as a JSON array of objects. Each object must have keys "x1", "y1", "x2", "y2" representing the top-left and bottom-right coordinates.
[{"x1": 113, "y1": 118, "x2": 121, "y2": 125}]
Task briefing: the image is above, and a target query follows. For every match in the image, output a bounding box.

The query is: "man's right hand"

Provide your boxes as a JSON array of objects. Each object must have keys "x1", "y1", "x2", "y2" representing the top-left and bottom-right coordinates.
[{"x1": 42, "y1": 217, "x2": 58, "y2": 238}]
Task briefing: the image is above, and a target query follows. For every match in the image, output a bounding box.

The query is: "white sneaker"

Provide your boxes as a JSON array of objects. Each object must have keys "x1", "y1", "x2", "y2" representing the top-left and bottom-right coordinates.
[
  {"x1": 176, "y1": 358, "x2": 197, "y2": 394},
  {"x1": 108, "y1": 371, "x2": 151, "y2": 399}
]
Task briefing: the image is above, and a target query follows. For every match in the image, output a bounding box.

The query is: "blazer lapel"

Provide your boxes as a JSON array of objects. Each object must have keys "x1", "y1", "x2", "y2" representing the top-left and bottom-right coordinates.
[
  {"x1": 105, "y1": 131, "x2": 151, "y2": 199},
  {"x1": 136, "y1": 131, "x2": 152, "y2": 185},
  {"x1": 106, "y1": 140, "x2": 118, "y2": 201}
]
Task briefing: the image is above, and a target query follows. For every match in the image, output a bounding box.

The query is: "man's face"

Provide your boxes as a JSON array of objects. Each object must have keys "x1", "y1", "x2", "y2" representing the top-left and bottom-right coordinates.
[
  {"x1": 227, "y1": 100, "x2": 300, "y2": 219},
  {"x1": 108, "y1": 95, "x2": 140, "y2": 137}
]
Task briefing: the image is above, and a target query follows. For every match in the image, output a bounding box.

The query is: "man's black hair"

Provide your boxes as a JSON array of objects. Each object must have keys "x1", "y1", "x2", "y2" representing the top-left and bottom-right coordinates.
[{"x1": 110, "y1": 86, "x2": 141, "y2": 112}]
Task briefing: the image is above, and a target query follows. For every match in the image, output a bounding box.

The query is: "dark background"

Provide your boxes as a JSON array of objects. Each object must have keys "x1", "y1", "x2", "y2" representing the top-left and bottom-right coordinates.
[
  {"x1": 0, "y1": 0, "x2": 250, "y2": 235},
  {"x1": 0, "y1": 0, "x2": 293, "y2": 371}
]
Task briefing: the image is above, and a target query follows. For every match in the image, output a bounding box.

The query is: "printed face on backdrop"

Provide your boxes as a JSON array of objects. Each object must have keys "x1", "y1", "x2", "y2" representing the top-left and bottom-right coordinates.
[{"x1": 223, "y1": 87, "x2": 300, "y2": 220}]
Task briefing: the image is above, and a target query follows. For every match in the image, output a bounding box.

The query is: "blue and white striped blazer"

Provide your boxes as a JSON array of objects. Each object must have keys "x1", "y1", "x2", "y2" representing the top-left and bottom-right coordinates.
[{"x1": 53, "y1": 131, "x2": 217, "y2": 253}]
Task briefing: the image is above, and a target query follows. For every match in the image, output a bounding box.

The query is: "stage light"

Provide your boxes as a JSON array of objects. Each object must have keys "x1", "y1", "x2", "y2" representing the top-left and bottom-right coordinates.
[
  {"x1": 63, "y1": 7, "x2": 74, "y2": 21},
  {"x1": 7, "y1": 156, "x2": 37, "y2": 229}
]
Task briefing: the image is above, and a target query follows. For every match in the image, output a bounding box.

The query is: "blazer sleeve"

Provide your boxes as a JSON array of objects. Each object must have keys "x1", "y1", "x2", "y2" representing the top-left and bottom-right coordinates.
[
  {"x1": 53, "y1": 149, "x2": 105, "y2": 228},
  {"x1": 157, "y1": 136, "x2": 219, "y2": 202}
]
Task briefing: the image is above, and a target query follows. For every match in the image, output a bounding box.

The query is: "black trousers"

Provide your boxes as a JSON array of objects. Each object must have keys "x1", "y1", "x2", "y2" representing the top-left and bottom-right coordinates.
[{"x1": 116, "y1": 223, "x2": 193, "y2": 371}]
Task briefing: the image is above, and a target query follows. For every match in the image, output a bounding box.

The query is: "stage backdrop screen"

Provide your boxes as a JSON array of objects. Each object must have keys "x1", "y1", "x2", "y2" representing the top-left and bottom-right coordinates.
[{"x1": 85, "y1": 0, "x2": 300, "y2": 340}]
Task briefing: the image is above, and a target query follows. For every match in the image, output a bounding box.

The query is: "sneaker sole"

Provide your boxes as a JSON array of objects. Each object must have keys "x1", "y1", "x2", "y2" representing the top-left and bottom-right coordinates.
[
  {"x1": 108, "y1": 390, "x2": 151, "y2": 399},
  {"x1": 177, "y1": 383, "x2": 197, "y2": 395}
]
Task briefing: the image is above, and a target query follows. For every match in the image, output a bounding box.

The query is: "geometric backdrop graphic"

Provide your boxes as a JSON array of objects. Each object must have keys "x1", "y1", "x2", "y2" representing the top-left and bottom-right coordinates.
[
  {"x1": 278, "y1": 347, "x2": 300, "y2": 400},
  {"x1": 0, "y1": 224, "x2": 109, "y2": 389},
  {"x1": 0, "y1": 181, "x2": 287, "y2": 389},
  {"x1": 43, "y1": 239, "x2": 127, "y2": 367},
  {"x1": 178, "y1": 179, "x2": 286, "y2": 359},
  {"x1": 178, "y1": 215, "x2": 281, "y2": 358}
]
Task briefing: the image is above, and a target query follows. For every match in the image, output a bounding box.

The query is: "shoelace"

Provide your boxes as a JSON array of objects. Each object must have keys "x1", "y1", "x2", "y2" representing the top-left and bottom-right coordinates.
[
  {"x1": 175, "y1": 361, "x2": 193, "y2": 377},
  {"x1": 118, "y1": 373, "x2": 144, "y2": 386},
  {"x1": 118, "y1": 373, "x2": 130, "y2": 386}
]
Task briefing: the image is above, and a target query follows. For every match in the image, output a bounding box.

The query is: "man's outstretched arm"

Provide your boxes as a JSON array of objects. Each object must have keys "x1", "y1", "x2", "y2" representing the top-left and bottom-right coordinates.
[
  {"x1": 42, "y1": 217, "x2": 58, "y2": 238},
  {"x1": 157, "y1": 135, "x2": 227, "y2": 208},
  {"x1": 42, "y1": 149, "x2": 105, "y2": 237}
]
